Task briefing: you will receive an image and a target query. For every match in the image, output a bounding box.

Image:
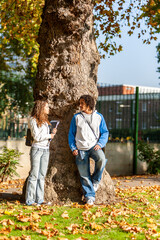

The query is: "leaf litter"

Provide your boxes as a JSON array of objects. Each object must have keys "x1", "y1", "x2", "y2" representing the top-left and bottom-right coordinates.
[{"x1": 0, "y1": 177, "x2": 160, "y2": 239}]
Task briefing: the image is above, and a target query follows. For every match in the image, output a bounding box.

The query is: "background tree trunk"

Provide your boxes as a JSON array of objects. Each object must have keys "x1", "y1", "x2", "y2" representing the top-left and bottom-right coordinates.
[{"x1": 34, "y1": 0, "x2": 115, "y2": 204}]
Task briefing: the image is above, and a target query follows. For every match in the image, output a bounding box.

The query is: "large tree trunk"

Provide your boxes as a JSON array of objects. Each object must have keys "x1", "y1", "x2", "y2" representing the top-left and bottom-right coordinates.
[{"x1": 34, "y1": 0, "x2": 115, "y2": 204}]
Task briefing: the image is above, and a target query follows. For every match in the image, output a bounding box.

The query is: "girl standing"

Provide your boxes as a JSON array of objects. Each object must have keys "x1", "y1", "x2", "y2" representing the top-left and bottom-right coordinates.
[{"x1": 25, "y1": 100, "x2": 56, "y2": 206}]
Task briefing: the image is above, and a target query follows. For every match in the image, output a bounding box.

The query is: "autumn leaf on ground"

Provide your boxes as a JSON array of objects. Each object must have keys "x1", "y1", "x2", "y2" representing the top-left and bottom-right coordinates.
[
  {"x1": 31, "y1": 212, "x2": 41, "y2": 221},
  {"x1": 66, "y1": 223, "x2": 79, "y2": 231},
  {"x1": 0, "y1": 219, "x2": 14, "y2": 226},
  {"x1": 15, "y1": 225, "x2": 28, "y2": 231},
  {"x1": 0, "y1": 237, "x2": 9, "y2": 240},
  {"x1": 82, "y1": 210, "x2": 92, "y2": 221},
  {"x1": 38, "y1": 208, "x2": 54, "y2": 215},
  {"x1": 4, "y1": 210, "x2": 14, "y2": 215},
  {"x1": 75, "y1": 237, "x2": 89, "y2": 240},
  {"x1": 90, "y1": 222, "x2": 104, "y2": 231},
  {"x1": 147, "y1": 224, "x2": 157, "y2": 230},
  {"x1": 21, "y1": 235, "x2": 31, "y2": 240},
  {"x1": 147, "y1": 218, "x2": 154, "y2": 223},
  {"x1": 16, "y1": 214, "x2": 31, "y2": 222},
  {"x1": 57, "y1": 238, "x2": 69, "y2": 240},
  {"x1": 92, "y1": 208, "x2": 104, "y2": 219},
  {"x1": 0, "y1": 226, "x2": 12, "y2": 234},
  {"x1": 61, "y1": 211, "x2": 69, "y2": 219},
  {"x1": 45, "y1": 222, "x2": 54, "y2": 229},
  {"x1": 66, "y1": 223, "x2": 80, "y2": 234},
  {"x1": 40, "y1": 228, "x2": 59, "y2": 237}
]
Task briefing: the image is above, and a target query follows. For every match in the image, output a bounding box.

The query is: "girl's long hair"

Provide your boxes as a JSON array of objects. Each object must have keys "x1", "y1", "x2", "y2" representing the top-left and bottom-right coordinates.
[{"x1": 31, "y1": 100, "x2": 50, "y2": 127}]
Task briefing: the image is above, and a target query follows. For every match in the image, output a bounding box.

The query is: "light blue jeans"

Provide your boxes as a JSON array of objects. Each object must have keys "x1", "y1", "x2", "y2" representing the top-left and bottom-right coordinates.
[
  {"x1": 75, "y1": 146, "x2": 107, "y2": 202},
  {"x1": 25, "y1": 147, "x2": 49, "y2": 205}
]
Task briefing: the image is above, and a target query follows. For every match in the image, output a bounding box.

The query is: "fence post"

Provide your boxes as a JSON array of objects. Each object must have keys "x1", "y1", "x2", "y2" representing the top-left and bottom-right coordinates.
[{"x1": 133, "y1": 87, "x2": 139, "y2": 175}]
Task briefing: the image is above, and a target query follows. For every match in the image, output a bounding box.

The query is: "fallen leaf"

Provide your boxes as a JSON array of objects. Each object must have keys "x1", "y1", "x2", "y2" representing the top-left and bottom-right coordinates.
[
  {"x1": 66, "y1": 223, "x2": 79, "y2": 231},
  {"x1": 45, "y1": 222, "x2": 54, "y2": 230},
  {"x1": 31, "y1": 212, "x2": 41, "y2": 221},
  {"x1": 57, "y1": 238, "x2": 69, "y2": 240},
  {"x1": 4, "y1": 210, "x2": 14, "y2": 215},
  {"x1": 61, "y1": 211, "x2": 69, "y2": 219},
  {"x1": 0, "y1": 219, "x2": 14, "y2": 226},
  {"x1": 75, "y1": 238, "x2": 89, "y2": 240},
  {"x1": 147, "y1": 218, "x2": 154, "y2": 224},
  {"x1": 90, "y1": 222, "x2": 103, "y2": 230},
  {"x1": 0, "y1": 237, "x2": 9, "y2": 240},
  {"x1": 0, "y1": 226, "x2": 12, "y2": 234},
  {"x1": 17, "y1": 214, "x2": 30, "y2": 222},
  {"x1": 21, "y1": 235, "x2": 31, "y2": 240}
]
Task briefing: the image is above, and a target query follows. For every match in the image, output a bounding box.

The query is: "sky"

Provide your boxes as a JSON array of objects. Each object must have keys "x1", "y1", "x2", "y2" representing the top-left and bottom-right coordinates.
[{"x1": 97, "y1": 29, "x2": 160, "y2": 88}]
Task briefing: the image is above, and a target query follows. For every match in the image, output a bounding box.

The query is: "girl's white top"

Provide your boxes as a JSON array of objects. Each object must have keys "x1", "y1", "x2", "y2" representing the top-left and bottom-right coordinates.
[{"x1": 29, "y1": 117, "x2": 52, "y2": 149}]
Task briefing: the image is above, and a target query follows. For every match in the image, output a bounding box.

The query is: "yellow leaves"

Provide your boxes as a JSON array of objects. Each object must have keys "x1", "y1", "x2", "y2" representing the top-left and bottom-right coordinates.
[
  {"x1": 147, "y1": 218, "x2": 154, "y2": 223},
  {"x1": 90, "y1": 222, "x2": 103, "y2": 230},
  {"x1": 4, "y1": 210, "x2": 14, "y2": 215},
  {"x1": 0, "y1": 0, "x2": 43, "y2": 72},
  {"x1": 61, "y1": 211, "x2": 69, "y2": 219}
]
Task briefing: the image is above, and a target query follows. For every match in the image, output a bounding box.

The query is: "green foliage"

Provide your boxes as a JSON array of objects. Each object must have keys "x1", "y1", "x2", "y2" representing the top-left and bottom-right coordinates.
[
  {"x1": 157, "y1": 43, "x2": 160, "y2": 79},
  {"x1": 141, "y1": 129, "x2": 160, "y2": 142},
  {"x1": 138, "y1": 141, "x2": 160, "y2": 174},
  {"x1": 0, "y1": 146, "x2": 23, "y2": 182},
  {"x1": 141, "y1": 0, "x2": 160, "y2": 33},
  {"x1": 0, "y1": 71, "x2": 34, "y2": 116},
  {"x1": 94, "y1": 0, "x2": 158, "y2": 57}
]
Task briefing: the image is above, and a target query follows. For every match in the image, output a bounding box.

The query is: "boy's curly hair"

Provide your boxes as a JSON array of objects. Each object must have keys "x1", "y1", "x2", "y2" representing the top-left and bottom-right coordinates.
[{"x1": 79, "y1": 95, "x2": 95, "y2": 110}]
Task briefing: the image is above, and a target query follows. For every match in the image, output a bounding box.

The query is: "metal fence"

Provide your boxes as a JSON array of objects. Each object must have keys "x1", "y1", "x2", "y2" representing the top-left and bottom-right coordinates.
[
  {"x1": 97, "y1": 84, "x2": 160, "y2": 143},
  {"x1": 0, "y1": 113, "x2": 28, "y2": 140}
]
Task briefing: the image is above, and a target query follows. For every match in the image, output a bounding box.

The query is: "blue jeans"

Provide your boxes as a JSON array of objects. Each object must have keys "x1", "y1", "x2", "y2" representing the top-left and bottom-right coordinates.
[
  {"x1": 25, "y1": 147, "x2": 49, "y2": 205},
  {"x1": 75, "y1": 146, "x2": 107, "y2": 201}
]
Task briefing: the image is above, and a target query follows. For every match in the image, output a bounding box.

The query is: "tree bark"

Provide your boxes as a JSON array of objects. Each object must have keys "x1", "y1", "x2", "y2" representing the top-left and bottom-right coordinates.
[{"x1": 34, "y1": 0, "x2": 115, "y2": 204}]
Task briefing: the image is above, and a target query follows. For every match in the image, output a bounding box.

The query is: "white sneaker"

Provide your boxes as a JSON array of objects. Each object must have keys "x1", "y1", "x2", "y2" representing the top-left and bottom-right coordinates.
[
  {"x1": 86, "y1": 199, "x2": 94, "y2": 206},
  {"x1": 93, "y1": 183, "x2": 99, "y2": 192},
  {"x1": 37, "y1": 201, "x2": 52, "y2": 206},
  {"x1": 42, "y1": 201, "x2": 52, "y2": 206}
]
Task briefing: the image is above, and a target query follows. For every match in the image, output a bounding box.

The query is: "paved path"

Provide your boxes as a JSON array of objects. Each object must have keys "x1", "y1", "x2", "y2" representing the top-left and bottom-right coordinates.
[{"x1": 112, "y1": 175, "x2": 160, "y2": 188}]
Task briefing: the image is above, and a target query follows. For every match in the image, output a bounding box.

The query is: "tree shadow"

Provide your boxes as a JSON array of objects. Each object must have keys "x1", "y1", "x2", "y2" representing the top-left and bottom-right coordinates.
[{"x1": 0, "y1": 192, "x2": 23, "y2": 203}]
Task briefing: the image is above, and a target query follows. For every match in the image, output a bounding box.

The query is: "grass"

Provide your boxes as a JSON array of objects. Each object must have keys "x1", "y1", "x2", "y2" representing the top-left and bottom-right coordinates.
[{"x1": 0, "y1": 184, "x2": 160, "y2": 240}]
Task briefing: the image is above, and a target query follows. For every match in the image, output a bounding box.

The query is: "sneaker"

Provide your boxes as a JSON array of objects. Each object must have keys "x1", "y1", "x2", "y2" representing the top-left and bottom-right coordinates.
[
  {"x1": 40, "y1": 201, "x2": 52, "y2": 206},
  {"x1": 26, "y1": 203, "x2": 37, "y2": 206},
  {"x1": 93, "y1": 183, "x2": 99, "y2": 192},
  {"x1": 86, "y1": 199, "x2": 94, "y2": 206}
]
